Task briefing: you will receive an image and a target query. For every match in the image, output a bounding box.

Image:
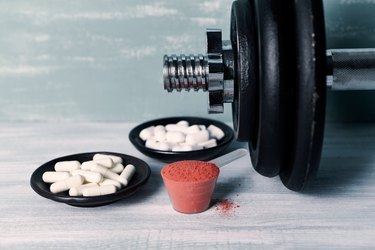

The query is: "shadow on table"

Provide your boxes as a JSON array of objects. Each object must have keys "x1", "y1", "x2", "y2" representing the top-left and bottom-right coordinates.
[
  {"x1": 114, "y1": 165, "x2": 164, "y2": 205},
  {"x1": 210, "y1": 175, "x2": 249, "y2": 209},
  {"x1": 304, "y1": 155, "x2": 375, "y2": 196}
]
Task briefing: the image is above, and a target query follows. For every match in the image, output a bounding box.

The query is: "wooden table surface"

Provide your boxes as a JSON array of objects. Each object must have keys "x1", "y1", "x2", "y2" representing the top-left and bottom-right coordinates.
[{"x1": 1, "y1": 122, "x2": 374, "y2": 249}]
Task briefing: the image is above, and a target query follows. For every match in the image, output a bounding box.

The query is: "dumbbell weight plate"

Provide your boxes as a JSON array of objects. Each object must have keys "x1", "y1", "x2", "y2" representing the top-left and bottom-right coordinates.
[
  {"x1": 250, "y1": 0, "x2": 288, "y2": 177},
  {"x1": 230, "y1": 0, "x2": 259, "y2": 143},
  {"x1": 279, "y1": 0, "x2": 326, "y2": 191}
]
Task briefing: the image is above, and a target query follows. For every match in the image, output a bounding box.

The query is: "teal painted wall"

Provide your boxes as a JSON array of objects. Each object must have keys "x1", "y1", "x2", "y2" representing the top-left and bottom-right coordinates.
[{"x1": 0, "y1": 0, "x2": 374, "y2": 122}]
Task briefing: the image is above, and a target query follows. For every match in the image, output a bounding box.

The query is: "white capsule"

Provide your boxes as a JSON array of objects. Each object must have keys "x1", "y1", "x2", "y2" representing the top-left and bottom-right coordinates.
[
  {"x1": 154, "y1": 125, "x2": 166, "y2": 132},
  {"x1": 179, "y1": 142, "x2": 204, "y2": 151},
  {"x1": 100, "y1": 178, "x2": 122, "y2": 190},
  {"x1": 50, "y1": 175, "x2": 84, "y2": 194},
  {"x1": 145, "y1": 139, "x2": 171, "y2": 151},
  {"x1": 93, "y1": 154, "x2": 123, "y2": 164},
  {"x1": 154, "y1": 129, "x2": 167, "y2": 142},
  {"x1": 110, "y1": 163, "x2": 125, "y2": 174},
  {"x1": 165, "y1": 124, "x2": 187, "y2": 133},
  {"x1": 166, "y1": 131, "x2": 185, "y2": 143},
  {"x1": 93, "y1": 157, "x2": 114, "y2": 168},
  {"x1": 70, "y1": 169, "x2": 103, "y2": 183},
  {"x1": 118, "y1": 164, "x2": 136, "y2": 187},
  {"x1": 145, "y1": 138, "x2": 158, "y2": 150},
  {"x1": 172, "y1": 145, "x2": 193, "y2": 152},
  {"x1": 139, "y1": 126, "x2": 154, "y2": 141},
  {"x1": 208, "y1": 124, "x2": 225, "y2": 140},
  {"x1": 81, "y1": 160, "x2": 97, "y2": 170},
  {"x1": 90, "y1": 164, "x2": 121, "y2": 182},
  {"x1": 82, "y1": 185, "x2": 117, "y2": 197},
  {"x1": 185, "y1": 130, "x2": 210, "y2": 145},
  {"x1": 176, "y1": 120, "x2": 189, "y2": 127},
  {"x1": 69, "y1": 183, "x2": 98, "y2": 196},
  {"x1": 42, "y1": 171, "x2": 70, "y2": 183},
  {"x1": 198, "y1": 125, "x2": 207, "y2": 131},
  {"x1": 54, "y1": 161, "x2": 81, "y2": 172},
  {"x1": 156, "y1": 142, "x2": 171, "y2": 151},
  {"x1": 185, "y1": 125, "x2": 201, "y2": 134},
  {"x1": 198, "y1": 139, "x2": 218, "y2": 149}
]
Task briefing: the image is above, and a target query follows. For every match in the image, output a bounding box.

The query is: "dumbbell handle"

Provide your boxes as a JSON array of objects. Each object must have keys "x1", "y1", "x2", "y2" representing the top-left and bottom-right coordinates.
[{"x1": 326, "y1": 49, "x2": 375, "y2": 90}]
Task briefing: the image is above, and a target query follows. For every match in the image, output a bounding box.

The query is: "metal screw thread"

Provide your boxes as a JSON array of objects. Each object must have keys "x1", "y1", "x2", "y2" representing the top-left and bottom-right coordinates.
[{"x1": 163, "y1": 54, "x2": 209, "y2": 92}]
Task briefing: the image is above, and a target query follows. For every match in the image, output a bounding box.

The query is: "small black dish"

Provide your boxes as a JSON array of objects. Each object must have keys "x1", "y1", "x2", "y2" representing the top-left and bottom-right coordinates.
[
  {"x1": 30, "y1": 151, "x2": 151, "y2": 207},
  {"x1": 129, "y1": 116, "x2": 234, "y2": 162}
]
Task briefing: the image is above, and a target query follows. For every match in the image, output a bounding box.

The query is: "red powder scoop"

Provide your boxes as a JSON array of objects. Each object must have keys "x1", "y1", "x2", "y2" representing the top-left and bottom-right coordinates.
[{"x1": 161, "y1": 149, "x2": 248, "y2": 214}]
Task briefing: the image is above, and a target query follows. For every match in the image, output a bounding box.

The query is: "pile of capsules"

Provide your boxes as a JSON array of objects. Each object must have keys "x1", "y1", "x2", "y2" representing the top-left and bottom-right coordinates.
[
  {"x1": 139, "y1": 120, "x2": 225, "y2": 152},
  {"x1": 42, "y1": 154, "x2": 135, "y2": 197}
]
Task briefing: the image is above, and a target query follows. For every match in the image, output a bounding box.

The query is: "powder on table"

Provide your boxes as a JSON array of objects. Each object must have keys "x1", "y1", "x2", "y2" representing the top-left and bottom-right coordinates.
[
  {"x1": 161, "y1": 160, "x2": 219, "y2": 182},
  {"x1": 215, "y1": 198, "x2": 240, "y2": 216}
]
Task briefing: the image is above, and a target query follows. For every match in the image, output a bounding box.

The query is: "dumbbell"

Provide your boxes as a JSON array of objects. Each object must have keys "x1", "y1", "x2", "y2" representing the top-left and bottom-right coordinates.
[{"x1": 162, "y1": 0, "x2": 375, "y2": 191}]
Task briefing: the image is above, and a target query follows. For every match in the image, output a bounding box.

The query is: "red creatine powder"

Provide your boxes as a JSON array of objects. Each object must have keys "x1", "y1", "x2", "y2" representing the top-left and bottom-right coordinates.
[
  {"x1": 162, "y1": 160, "x2": 219, "y2": 182},
  {"x1": 215, "y1": 199, "x2": 240, "y2": 215}
]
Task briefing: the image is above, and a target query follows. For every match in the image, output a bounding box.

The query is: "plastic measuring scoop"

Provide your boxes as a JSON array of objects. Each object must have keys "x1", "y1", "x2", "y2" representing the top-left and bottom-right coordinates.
[
  {"x1": 210, "y1": 148, "x2": 248, "y2": 168},
  {"x1": 161, "y1": 148, "x2": 248, "y2": 214}
]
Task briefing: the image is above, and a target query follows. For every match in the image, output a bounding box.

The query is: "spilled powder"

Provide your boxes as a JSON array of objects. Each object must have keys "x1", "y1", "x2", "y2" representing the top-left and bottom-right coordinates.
[
  {"x1": 215, "y1": 199, "x2": 240, "y2": 216},
  {"x1": 161, "y1": 160, "x2": 219, "y2": 182}
]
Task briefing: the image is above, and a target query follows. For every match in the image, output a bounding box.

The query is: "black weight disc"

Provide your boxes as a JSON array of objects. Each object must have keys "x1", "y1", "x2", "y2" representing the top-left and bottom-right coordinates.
[
  {"x1": 279, "y1": 0, "x2": 326, "y2": 191},
  {"x1": 250, "y1": 0, "x2": 289, "y2": 177},
  {"x1": 230, "y1": 0, "x2": 259, "y2": 143}
]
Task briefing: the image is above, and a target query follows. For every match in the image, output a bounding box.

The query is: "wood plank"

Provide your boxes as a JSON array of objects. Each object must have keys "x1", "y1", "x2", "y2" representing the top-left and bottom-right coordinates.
[{"x1": 0, "y1": 122, "x2": 374, "y2": 249}]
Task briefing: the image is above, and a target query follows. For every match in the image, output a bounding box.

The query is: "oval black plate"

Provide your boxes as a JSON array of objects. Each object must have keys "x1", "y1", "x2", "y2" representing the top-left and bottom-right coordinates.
[
  {"x1": 129, "y1": 117, "x2": 234, "y2": 162},
  {"x1": 30, "y1": 152, "x2": 151, "y2": 207}
]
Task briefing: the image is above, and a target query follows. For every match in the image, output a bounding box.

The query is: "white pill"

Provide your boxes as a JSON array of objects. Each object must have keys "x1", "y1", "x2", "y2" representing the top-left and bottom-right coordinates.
[
  {"x1": 50, "y1": 175, "x2": 84, "y2": 194},
  {"x1": 185, "y1": 130, "x2": 209, "y2": 145},
  {"x1": 172, "y1": 145, "x2": 193, "y2": 152},
  {"x1": 118, "y1": 164, "x2": 136, "y2": 187},
  {"x1": 154, "y1": 129, "x2": 167, "y2": 142},
  {"x1": 154, "y1": 125, "x2": 166, "y2": 132},
  {"x1": 70, "y1": 169, "x2": 103, "y2": 183},
  {"x1": 100, "y1": 178, "x2": 122, "y2": 190},
  {"x1": 82, "y1": 185, "x2": 117, "y2": 197},
  {"x1": 145, "y1": 139, "x2": 171, "y2": 151},
  {"x1": 54, "y1": 161, "x2": 81, "y2": 172},
  {"x1": 176, "y1": 120, "x2": 189, "y2": 127},
  {"x1": 179, "y1": 142, "x2": 204, "y2": 151},
  {"x1": 185, "y1": 125, "x2": 201, "y2": 134},
  {"x1": 93, "y1": 157, "x2": 114, "y2": 168},
  {"x1": 139, "y1": 126, "x2": 154, "y2": 141},
  {"x1": 69, "y1": 183, "x2": 98, "y2": 196},
  {"x1": 208, "y1": 124, "x2": 225, "y2": 140},
  {"x1": 42, "y1": 171, "x2": 70, "y2": 183},
  {"x1": 110, "y1": 163, "x2": 125, "y2": 174},
  {"x1": 156, "y1": 142, "x2": 171, "y2": 151},
  {"x1": 166, "y1": 131, "x2": 185, "y2": 143},
  {"x1": 81, "y1": 160, "x2": 97, "y2": 170},
  {"x1": 198, "y1": 139, "x2": 218, "y2": 149},
  {"x1": 199, "y1": 125, "x2": 207, "y2": 131},
  {"x1": 90, "y1": 164, "x2": 121, "y2": 182},
  {"x1": 145, "y1": 138, "x2": 158, "y2": 150},
  {"x1": 93, "y1": 154, "x2": 123, "y2": 164},
  {"x1": 165, "y1": 124, "x2": 186, "y2": 133}
]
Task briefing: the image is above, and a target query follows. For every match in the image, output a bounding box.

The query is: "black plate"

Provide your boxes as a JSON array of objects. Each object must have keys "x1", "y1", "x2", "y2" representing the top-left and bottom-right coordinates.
[
  {"x1": 129, "y1": 116, "x2": 234, "y2": 162},
  {"x1": 30, "y1": 152, "x2": 151, "y2": 207}
]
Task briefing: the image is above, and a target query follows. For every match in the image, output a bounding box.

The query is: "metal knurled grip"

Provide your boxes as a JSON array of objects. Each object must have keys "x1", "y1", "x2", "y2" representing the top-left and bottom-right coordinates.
[
  {"x1": 164, "y1": 34, "x2": 375, "y2": 113},
  {"x1": 163, "y1": 29, "x2": 234, "y2": 113}
]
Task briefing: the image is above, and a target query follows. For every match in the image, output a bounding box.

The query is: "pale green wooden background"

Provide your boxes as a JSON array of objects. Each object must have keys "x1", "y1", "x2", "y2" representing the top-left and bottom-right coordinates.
[{"x1": 0, "y1": 0, "x2": 374, "y2": 122}]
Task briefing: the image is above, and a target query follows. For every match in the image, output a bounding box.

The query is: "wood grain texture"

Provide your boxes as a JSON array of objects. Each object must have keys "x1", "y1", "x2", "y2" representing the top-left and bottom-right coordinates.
[{"x1": 0, "y1": 122, "x2": 375, "y2": 249}]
